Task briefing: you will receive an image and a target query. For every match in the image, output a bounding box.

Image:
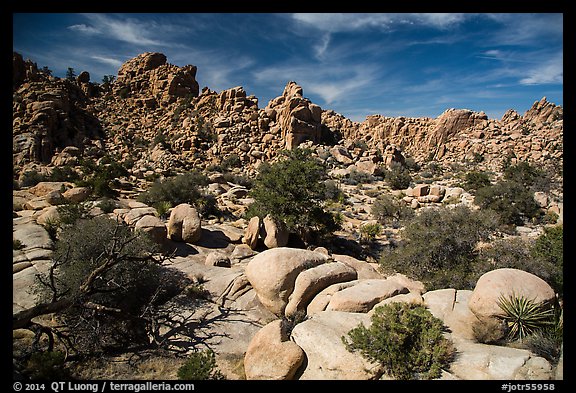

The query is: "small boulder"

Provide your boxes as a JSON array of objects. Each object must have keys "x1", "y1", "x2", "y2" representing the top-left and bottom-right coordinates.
[
  {"x1": 243, "y1": 216, "x2": 261, "y2": 250},
  {"x1": 167, "y1": 203, "x2": 202, "y2": 243},
  {"x1": 134, "y1": 215, "x2": 167, "y2": 245},
  {"x1": 244, "y1": 319, "x2": 305, "y2": 380},
  {"x1": 260, "y1": 214, "x2": 289, "y2": 249},
  {"x1": 205, "y1": 251, "x2": 231, "y2": 268}
]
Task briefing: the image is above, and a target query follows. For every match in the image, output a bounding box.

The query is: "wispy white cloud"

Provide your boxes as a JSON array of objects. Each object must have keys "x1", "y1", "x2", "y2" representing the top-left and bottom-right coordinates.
[
  {"x1": 253, "y1": 61, "x2": 381, "y2": 107},
  {"x1": 68, "y1": 24, "x2": 100, "y2": 35},
  {"x1": 290, "y1": 13, "x2": 472, "y2": 33},
  {"x1": 483, "y1": 13, "x2": 563, "y2": 46},
  {"x1": 519, "y1": 54, "x2": 563, "y2": 85},
  {"x1": 69, "y1": 14, "x2": 168, "y2": 47},
  {"x1": 314, "y1": 33, "x2": 331, "y2": 60},
  {"x1": 90, "y1": 55, "x2": 123, "y2": 68}
]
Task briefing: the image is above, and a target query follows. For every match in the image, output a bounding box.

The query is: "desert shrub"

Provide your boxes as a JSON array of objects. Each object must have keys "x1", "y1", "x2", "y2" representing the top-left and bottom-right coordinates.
[
  {"x1": 20, "y1": 170, "x2": 47, "y2": 187},
  {"x1": 474, "y1": 180, "x2": 542, "y2": 226},
  {"x1": 177, "y1": 349, "x2": 225, "y2": 380},
  {"x1": 472, "y1": 317, "x2": 508, "y2": 344},
  {"x1": 13, "y1": 239, "x2": 24, "y2": 250},
  {"x1": 385, "y1": 163, "x2": 412, "y2": 190},
  {"x1": 371, "y1": 194, "x2": 414, "y2": 226},
  {"x1": 531, "y1": 225, "x2": 563, "y2": 295},
  {"x1": 56, "y1": 202, "x2": 90, "y2": 226},
  {"x1": 404, "y1": 156, "x2": 421, "y2": 172},
  {"x1": 137, "y1": 171, "x2": 209, "y2": 214},
  {"x1": 324, "y1": 179, "x2": 346, "y2": 203},
  {"x1": 423, "y1": 161, "x2": 443, "y2": 177},
  {"x1": 360, "y1": 222, "x2": 382, "y2": 243},
  {"x1": 49, "y1": 165, "x2": 80, "y2": 182},
  {"x1": 76, "y1": 158, "x2": 129, "y2": 198},
  {"x1": 246, "y1": 148, "x2": 340, "y2": 243},
  {"x1": 464, "y1": 170, "x2": 491, "y2": 191},
  {"x1": 477, "y1": 236, "x2": 561, "y2": 295},
  {"x1": 221, "y1": 172, "x2": 253, "y2": 188},
  {"x1": 221, "y1": 153, "x2": 242, "y2": 170},
  {"x1": 504, "y1": 161, "x2": 545, "y2": 189},
  {"x1": 343, "y1": 169, "x2": 376, "y2": 185},
  {"x1": 342, "y1": 303, "x2": 454, "y2": 380},
  {"x1": 96, "y1": 197, "x2": 118, "y2": 214},
  {"x1": 524, "y1": 308, "x2": 563, "y2": 364},
  {"x1": 26, "y1": 351, "x2": 71, "y2": 380},
  {"x1": 379, "y1": 205, "x2": 498, "y2": 290},
  {"x1": 40, "y1": 216, "x2": 166, "y2": 354},
  {"x1": 154, "y1": 200, "x2": 172, "y2": 219}
]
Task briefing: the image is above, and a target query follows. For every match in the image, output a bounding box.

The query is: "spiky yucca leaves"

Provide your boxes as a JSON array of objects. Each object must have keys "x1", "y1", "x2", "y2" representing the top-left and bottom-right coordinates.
[{"x1": 497, "y1": 294, "x2": 554, "y2": 341}]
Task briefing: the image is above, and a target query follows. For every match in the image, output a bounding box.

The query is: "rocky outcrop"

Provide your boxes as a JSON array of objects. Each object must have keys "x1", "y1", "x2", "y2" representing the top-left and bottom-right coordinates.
[
  {"x1": 115, "y1": 52, "x2": 199, "y2": 107},
  {"x1": 266, "y1": 81, "x2": 324, "y2": 149},
  {"x1": 325, "y1": 97, "x2": 562, "y2": 172}
]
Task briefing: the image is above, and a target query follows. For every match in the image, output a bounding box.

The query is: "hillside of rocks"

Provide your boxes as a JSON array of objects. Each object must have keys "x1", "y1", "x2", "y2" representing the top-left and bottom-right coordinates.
[
  {"x1": 12, "y1": 51, "x2": 563, "y2": 381},
  {"x1": 13, "y1": 51, "x2": 563, "y2": 184}
]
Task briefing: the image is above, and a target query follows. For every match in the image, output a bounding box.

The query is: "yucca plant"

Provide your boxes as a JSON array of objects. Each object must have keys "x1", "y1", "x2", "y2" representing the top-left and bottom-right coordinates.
[{"x1": 497, "y1": 294, "x2": 554, "y2": 341}]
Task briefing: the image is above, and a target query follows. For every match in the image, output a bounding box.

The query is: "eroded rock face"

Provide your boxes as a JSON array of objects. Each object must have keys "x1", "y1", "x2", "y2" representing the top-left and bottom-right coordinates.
[
  {"x1": 115, "y1": 52, "x2": 199, "y2": 106},
  {"x1": 266, "y1": 81, "x2": 323, "y2": 149}
]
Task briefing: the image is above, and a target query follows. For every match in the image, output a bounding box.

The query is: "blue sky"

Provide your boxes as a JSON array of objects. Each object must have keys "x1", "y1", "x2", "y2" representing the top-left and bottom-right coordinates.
[{"x1": 13, "y1": 13, "x2": 563, "y2": 122}]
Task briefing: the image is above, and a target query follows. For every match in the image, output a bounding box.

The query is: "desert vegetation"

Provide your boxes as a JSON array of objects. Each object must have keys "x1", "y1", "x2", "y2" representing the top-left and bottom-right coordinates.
[{"x1": 12, "y1": 51, "x2": 563, "y2": 381}]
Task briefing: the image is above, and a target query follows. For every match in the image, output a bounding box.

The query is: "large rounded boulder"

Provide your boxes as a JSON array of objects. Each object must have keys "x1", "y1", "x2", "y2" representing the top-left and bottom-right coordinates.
[
  {"x1": 245, "y1": 247, "x2": 329, "y2": 316},
  {"x1": 468, "y1": 268, "x2": 556, "y2": 320}
]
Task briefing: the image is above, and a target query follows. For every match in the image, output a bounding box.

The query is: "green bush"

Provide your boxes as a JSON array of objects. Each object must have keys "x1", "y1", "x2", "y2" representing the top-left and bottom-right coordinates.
[
  {"x1": 49, "y1": 166, "x2": 80, "y2": 182},
  {"x1": 76, "y1": 158, "x2": 129, "y2": 198},
  {"x1": 474, "y1": 180, "x2": 541, "y2": 226},
  {"x1": 43, "y1": 216, "x2": 163, "y2": 353},
  {"x1": 464, "y1": 171, "x2": 491, "y2": 191},
  {"x1": 342, "y1": 169, "x2": 376, "y2": 185},
  {"x1": 371, "y1": 194, "x2": 414, "y2": 226},
  {"x1": 404, "y1": 156, "x2": 421, "y2": 172},
  {"x1": 379, "y1": 205, "x2": 498, "y2": 290},
  {"x1": 26, "y1": 351, "x2": 71, "y2": 380},
  {"x1": 221, "y1": 153, "x2": 242, "y2": 170},
  {"x1": 137, "y1": 171, "x2": 209, "y2": 213},
  {"x1": 177, "y1": 349, "x2": 225, "y2": 380},
  {"x1": 385, "y1": 163, "x2": 411, "y2": 190},
  {"x1": 472, "y1": 317, "x2": 508, "y2": 344},
  {"x1": 20, "y1": 170, "x2": 47, "y2": 188},
  {"x1": 477, "y1": 236, "x2": 561, "y2": 295},
  {"x1": 246, "y1": 148, "x2": 340, "y2": 243},
  {"x1": 504, "y1": 161, "x2": 545, "y2": 188},
  {"x1": 360, "y1": 222, "x2": 382, "y2": 243},
  {"x1": 531, "y1": 225, "x2": 563, "y2": 295},
  {"x1": 324, "y1": 179, "x2": 346, "y2": 203},
  {"x1": 342, "y1": 303, "x2": 454, "y2": 380}
]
